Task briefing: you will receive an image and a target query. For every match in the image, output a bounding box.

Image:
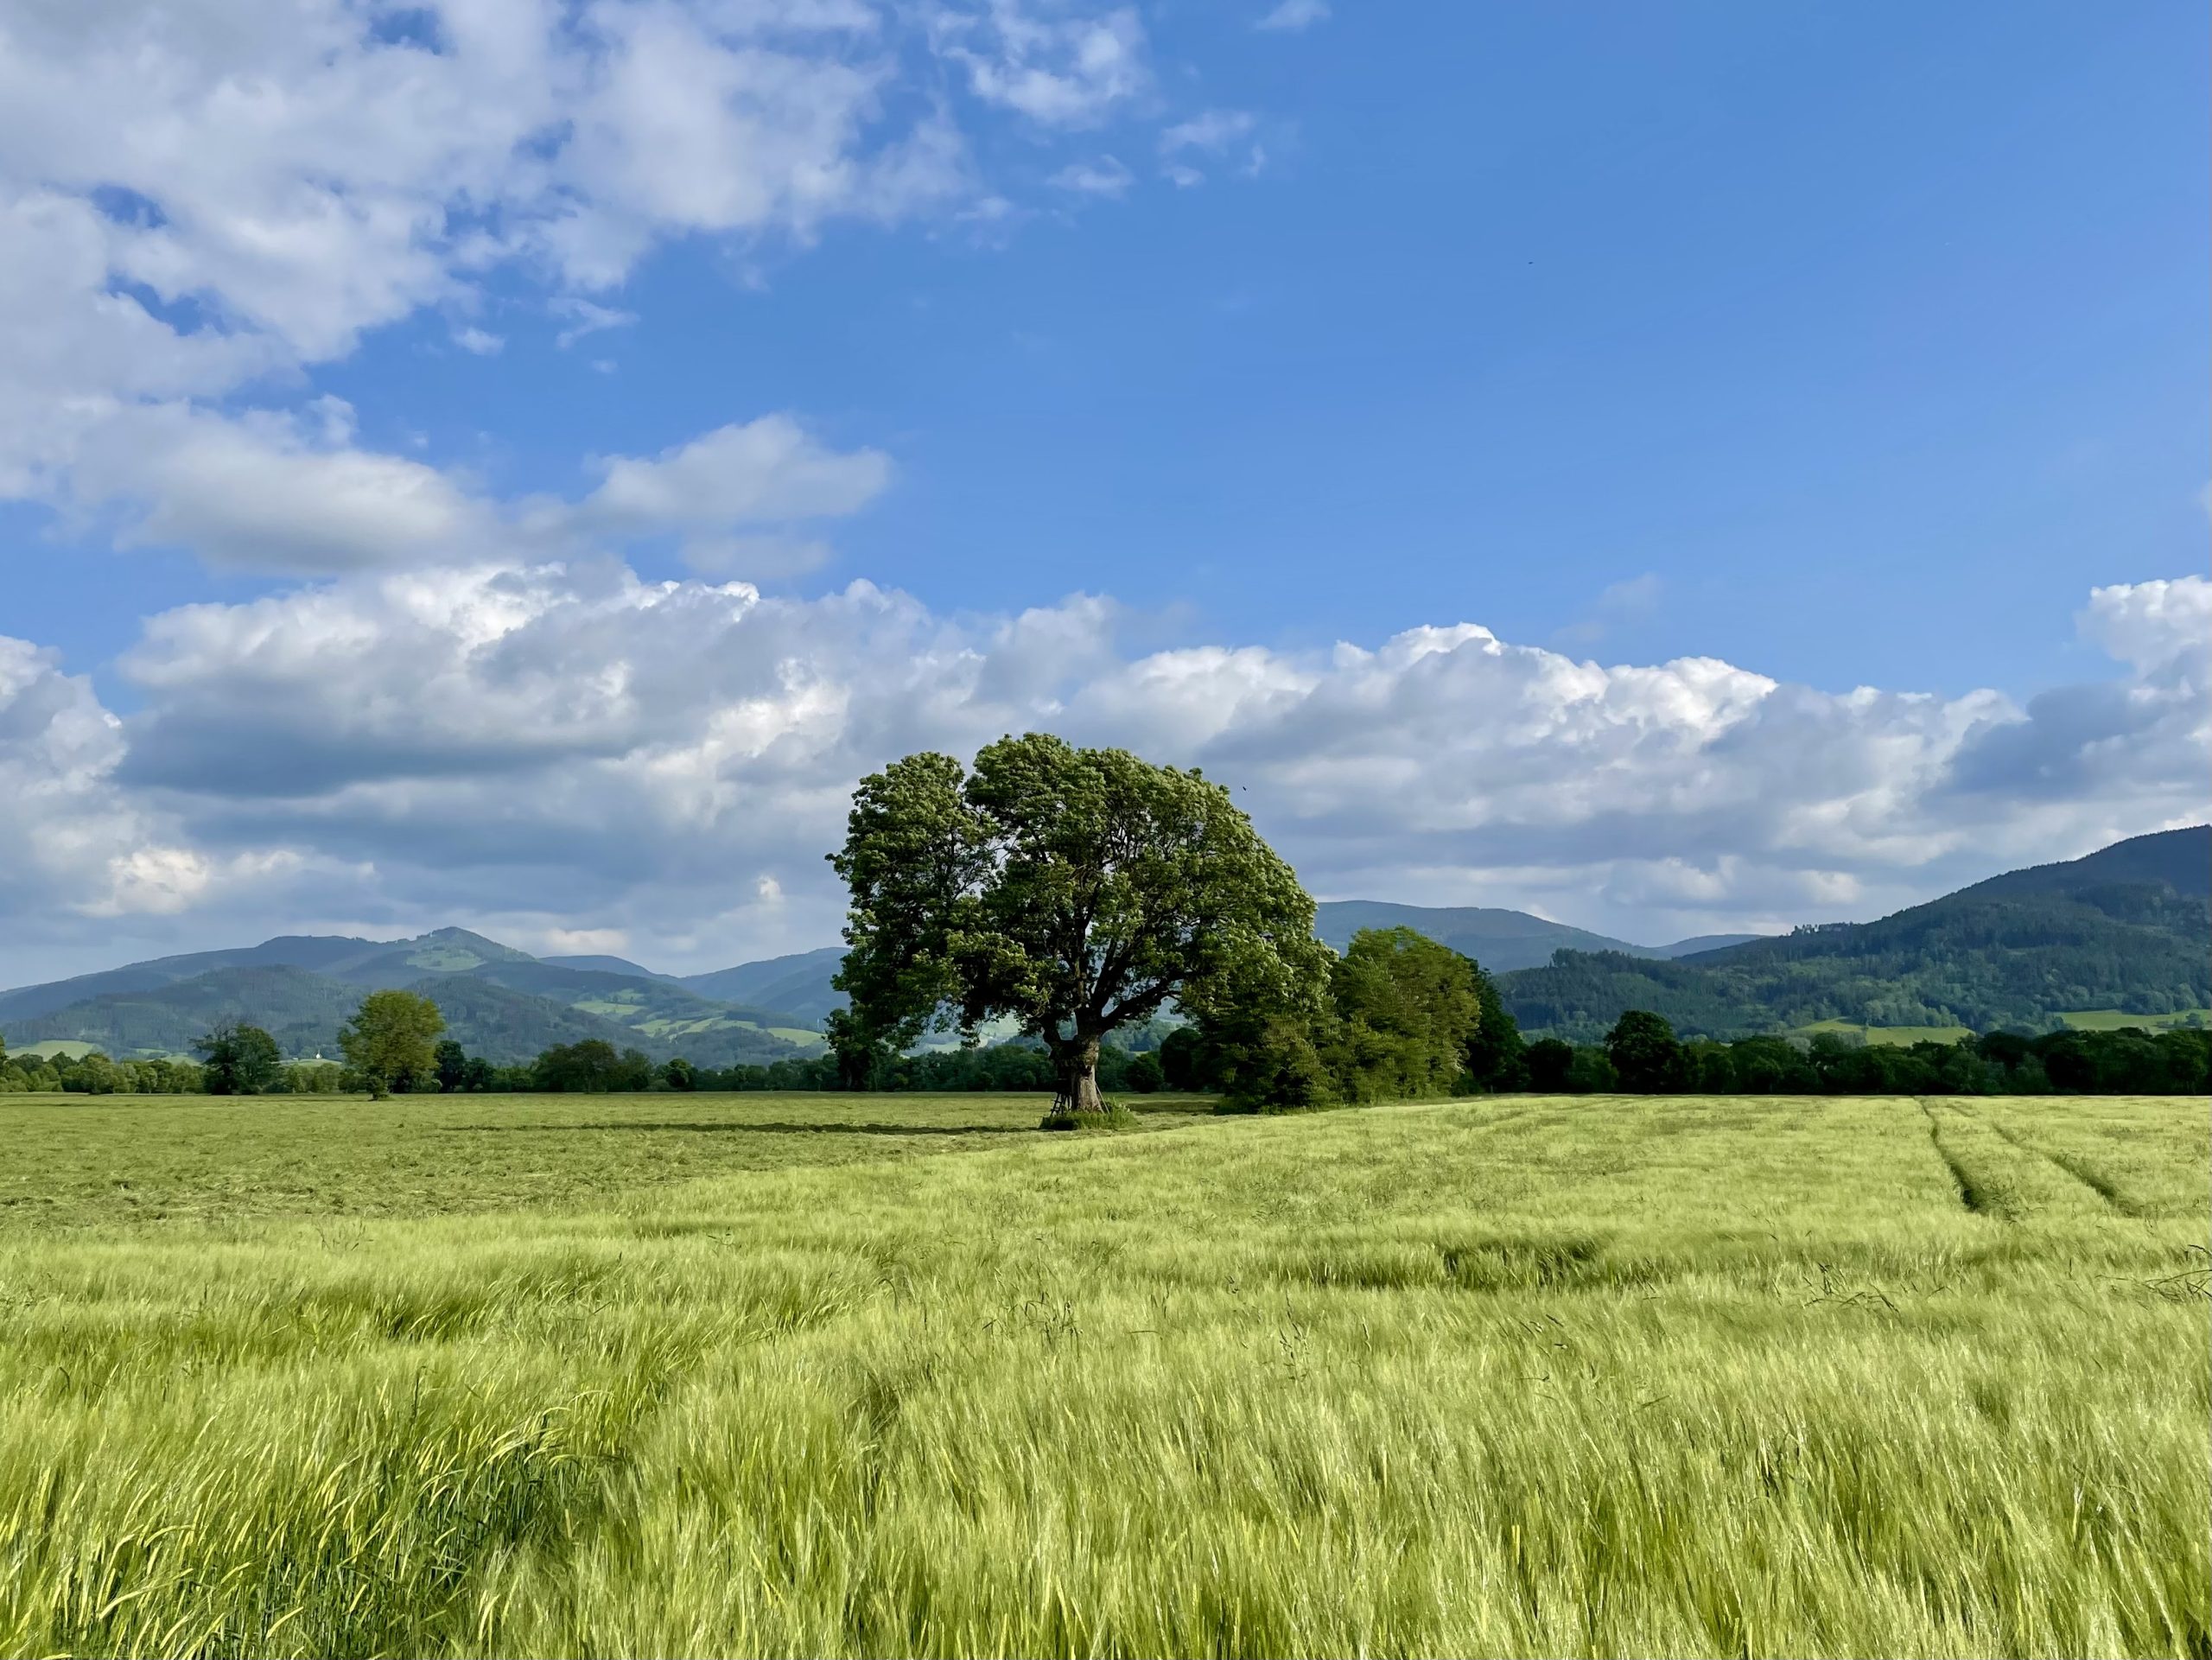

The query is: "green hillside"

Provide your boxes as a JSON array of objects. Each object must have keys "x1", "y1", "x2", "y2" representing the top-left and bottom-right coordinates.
[
  {"x1": 679, "y1": 946, "x2": 849, "y2": 1022},
  {"x1": 1501, "y1": 827, "x2": 2211, "y2": 1040},
  {"x1": 0, "y1": 935, "x2": 384, "y2": 1022},
  {"x1": 394, "y1": 974, "x2": 798, "y2": 1065},
  {"x1": 3, "y1": 965, "x2": 366, "y2": 1059},
  {"x1": 0, "y1": 928, "x2": 536, "y2": 1023},
  {"x1": 0, "y1": 950, "x2": 819, "y2": 1068},
  {"x1": 469, "y1": 961, "x2": 810, "y2": 1033},
  {"x1": 540, "y1": 953, "x2": 687, "y2": 984},
  {"x1": 315, "y1": 927, "x2": 540, "y2": 986},
  {"x1": 2, "y1": 963, "x2": 818, "y2": 1068},
  {"x1": 453, "y1": 964, "x2": 819, "y2": 1065},
  {"x1": 7, "y1": 828, "x2": 2202, "y2": 1059},
  {"x1": 1313, "y1": 900, "x2": 1641, "y2": 970},
  {"x1": 1310, "y1": 900, "x2": 1757, "y2": 970},
  {"x1": 661, "y1": 912, "x2": 1770, "y2": 1024}
]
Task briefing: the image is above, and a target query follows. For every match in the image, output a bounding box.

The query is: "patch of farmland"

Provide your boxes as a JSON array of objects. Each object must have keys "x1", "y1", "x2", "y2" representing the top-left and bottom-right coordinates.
[{"x1": 0, "y1": 1092, "x2": 2202, "y2": 1657}]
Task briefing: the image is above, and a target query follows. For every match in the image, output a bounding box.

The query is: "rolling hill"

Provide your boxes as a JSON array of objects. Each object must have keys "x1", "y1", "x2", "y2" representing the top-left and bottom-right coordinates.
[
  {"x1": 1310, "y1": 901, "x2": 1759, "y2": 970},
  {"x1": 541, "y1": 953, "x2": 687, "y2": 985},
  {"x1": 8, "y1": 829, "x2": 2200, "y2": 1061},
  {"x1": 637, "y1": 913, "x2": 1765, "y2": 1026},
  {"x1": 677, "y1": 947, "x2": 849, "y2": 1022},
  {"x1": 1497, "y1": 826, "x2": 2211, "y2": 1041},
  {"x1": 2, "y1": 965, "x2": 366, "y2": 1060},
  {"x1": 0, "y1": 930, "x2": 822, "y2": 1067}
]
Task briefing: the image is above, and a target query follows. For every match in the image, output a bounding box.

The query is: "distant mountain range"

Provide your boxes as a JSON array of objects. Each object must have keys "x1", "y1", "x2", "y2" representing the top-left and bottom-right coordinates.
[
  {"x1": 0, "y1": 928, "x2": 828, "y2": 1066},
  {"x1": 1310, "y1": 901, "x2": 1758, "y2": 969},
  {"x1": 5, "y1": 828, "x2": 2202, "y2": 1060},
  {"x1": 1495, "y1": 827, "x2": 2211, "y2": 1041}
]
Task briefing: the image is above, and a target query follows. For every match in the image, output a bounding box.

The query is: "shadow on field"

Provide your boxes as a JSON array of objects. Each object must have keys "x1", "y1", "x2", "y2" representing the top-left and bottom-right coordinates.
[{"x1": 454, "y1": 1121, "x2": 1038, "y2": 1138}]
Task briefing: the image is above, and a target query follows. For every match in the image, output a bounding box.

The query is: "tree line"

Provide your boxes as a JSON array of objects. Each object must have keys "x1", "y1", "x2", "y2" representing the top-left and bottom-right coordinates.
[
  {"x1": 3, "y1": 736, "x2": 2203, "y2": 1105},
  {"x1": 4, "y1": 964, "x2": 2202, "y2": 1103}
]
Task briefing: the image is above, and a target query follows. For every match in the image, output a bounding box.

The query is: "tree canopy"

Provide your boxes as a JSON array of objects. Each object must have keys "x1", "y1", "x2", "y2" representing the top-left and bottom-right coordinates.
[
  {"x1": 830, "y1": 734, "x2": 1328, "y2": 1120},
  {"x1": 337, "y1": 990, "x2": 445, "y2": 1099},
  {"x1": 194, "y1": 1020, "x2": 283, "y2": 1096},
  {"x1": 1606, "y1": 1010, "x2": 1690, "y2": 1092},
  {"x1": 1325, "y1": 926, "x2": 1484, "y2": 1103}
]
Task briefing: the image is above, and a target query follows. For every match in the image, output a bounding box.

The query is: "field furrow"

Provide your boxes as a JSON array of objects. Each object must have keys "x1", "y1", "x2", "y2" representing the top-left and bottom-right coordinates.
[{"x1": 0, "y1": 1091, "x2": 2202, "y2": 1658}]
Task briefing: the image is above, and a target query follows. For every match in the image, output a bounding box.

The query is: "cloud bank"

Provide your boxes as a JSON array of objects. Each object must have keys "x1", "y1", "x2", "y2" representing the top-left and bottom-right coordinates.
[
  {"x1": 6, "y1": 566, "x2": 2202, "y2": 981},
  {"x1": 0, "y1": 0, "x2": 2199, "y2": 986}
]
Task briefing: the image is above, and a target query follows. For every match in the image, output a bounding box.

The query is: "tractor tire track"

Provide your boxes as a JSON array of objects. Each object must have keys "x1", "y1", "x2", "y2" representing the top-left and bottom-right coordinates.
[
  {"x1": 1950, "y1": 1104, "x2": 2140, "y2": 1218},
  {"x1": 1916, "y1": 1100, "x2": 2015, "y2": 1220}
]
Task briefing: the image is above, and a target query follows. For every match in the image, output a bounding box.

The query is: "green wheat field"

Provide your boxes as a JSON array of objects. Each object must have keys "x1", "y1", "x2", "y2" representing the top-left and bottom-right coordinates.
[{"x1": 0, "y1": 1091, "x2": 2204, "y2": 1658}]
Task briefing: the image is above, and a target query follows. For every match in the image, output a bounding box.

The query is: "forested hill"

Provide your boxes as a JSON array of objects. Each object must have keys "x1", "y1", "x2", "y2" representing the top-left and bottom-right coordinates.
[
  {"x1": 1311, "y1": 900, "x2": 1757, "y2": 971},
  {"x1": 1499, "y1": 826, "x2": 2211, "y2": 1041},
  {"x1": 0, "y1": 930, "x2": 822, "y2": 1067}
]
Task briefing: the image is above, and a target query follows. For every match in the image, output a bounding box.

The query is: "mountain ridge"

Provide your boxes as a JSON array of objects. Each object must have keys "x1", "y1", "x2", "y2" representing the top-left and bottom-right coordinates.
[
  {"x1": 1498, "y1": 826, "x2": 2210, "y2": 1040},
  {"x1": 7, "y1": 828, "x2": 2201, "y2": 1059},
  {"x1": 0, "y1": 930, "x2": 822, "y2": 1066}
]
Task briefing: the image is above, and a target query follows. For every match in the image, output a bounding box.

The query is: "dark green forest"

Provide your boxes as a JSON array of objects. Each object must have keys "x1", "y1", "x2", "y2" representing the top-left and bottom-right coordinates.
[{"x1": 1497, "y1": 827, "x2": 2209, "y2": 1040}]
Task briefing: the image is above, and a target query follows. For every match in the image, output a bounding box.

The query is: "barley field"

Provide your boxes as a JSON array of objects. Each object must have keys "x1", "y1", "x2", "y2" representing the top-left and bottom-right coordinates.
[{"x1": 0, "y1": 1091, "x2": 2203, "y2": 1658}]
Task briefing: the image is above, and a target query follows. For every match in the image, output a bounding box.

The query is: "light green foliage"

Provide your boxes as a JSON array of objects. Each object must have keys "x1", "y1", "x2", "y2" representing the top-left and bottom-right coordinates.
[
  {"x1": 0, "y1": 1091, "x2": 1208, "y2": 1229},
  {"x1": 832, "y1": 735, "x2": 1329, "y2": 1114},
  {"x1": 0, "y1": 1092, "x2": 2202, "y2": 1656},
  {"x1": 339, "y1": 989, "x2": 446, "y2": 1098},
  {"x1": 2059, "y1": 1008, "x2": 2211, "y2": 1032},
  {"x1": 1325, "y1": 926, "x2": 1482, "y2": 1102},
  {"x1": 1795, "y1": 1020, "x2": 1974, "y2": 1046}
]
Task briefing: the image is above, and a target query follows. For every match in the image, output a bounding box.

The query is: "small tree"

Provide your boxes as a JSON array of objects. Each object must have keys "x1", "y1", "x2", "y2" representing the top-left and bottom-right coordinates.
[
  {"x1": 195, "y1": 1020, "x2": 284, "y2": 1096},
  {"x1": 536, "y1": 1040, "x2": 617, "y2": 1091},
  {"x1": 433, "y1": 1040, "x2": 469, "y2": 1093},
  {"x1": 66, "y1": 1053, "x2": 124, "y2": 1095},
  {"x1": 1157, "y1": 1026, "x2": 1203, "y2": 1090},
  {"x1": 663, "y1": 1057, "x2": 698, "y2": 1091},
  {"x1": 1461, "y1": 961, "x2": 1529, "y2": 1091},
  {"x1": 338, "y1": 990, "x2": 445, "y2": 1099},
  {"x1": 830, "y1": 735, "x2": 1329, "y2": 1124},
  {"x1": 1526, "y1": 1037, "x2": 1575, "y2": 1091},
  {"x1": 1325, "y1": 927, "x2": 1483, "y2": 1102},
  {"x1": 1201, "y1": 1009, "x2": 1338, "y2": 1113},
  {"x1": 1605, "y1": 1010, "x2": 1688, "y2": 1092}
]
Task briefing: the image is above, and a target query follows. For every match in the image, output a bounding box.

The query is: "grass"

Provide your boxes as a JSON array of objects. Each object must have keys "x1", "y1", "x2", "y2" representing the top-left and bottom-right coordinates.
[
  {"x1": 1793, "y1": 1020, "x2": 1973, "y2": 1046},
  {"x1": 0, "y1": 1091, "x2": 1216, "y2": 1231},
  {"x1": 10, "y1": 1039, "x2": 105, "y2": 1060},
  {"x1": 2057, "y1": 1008, "x2": 2211, "y2": 1032},
  {"x1": 765, "y1": 1026, "x2": 831, "y2": 1048},
  {"x1": 0, "y1": 1091, "x2": 2203, "y2": 1657}
]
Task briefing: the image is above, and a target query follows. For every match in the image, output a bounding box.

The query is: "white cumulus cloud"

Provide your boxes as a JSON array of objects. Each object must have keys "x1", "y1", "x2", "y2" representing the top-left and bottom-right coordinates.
[
  {"x1": 0, "y1": 566, "x2": 2194, "y2": 981},
  {"x1": 938, "y1": 3, "x2": 1151, "y2": 129},
  {"x1": 0, "y1": 0, "x2": 1159, "y2": 574},
  {"x1": 1255, "y1": 0, "x2": 1330, "y2": 32}
]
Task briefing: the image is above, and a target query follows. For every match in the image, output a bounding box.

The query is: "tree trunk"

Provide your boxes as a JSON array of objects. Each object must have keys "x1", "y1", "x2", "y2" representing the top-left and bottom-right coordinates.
[{"x1": 1052, "y1": 1035, "x2": 1106, "y2": 1116}]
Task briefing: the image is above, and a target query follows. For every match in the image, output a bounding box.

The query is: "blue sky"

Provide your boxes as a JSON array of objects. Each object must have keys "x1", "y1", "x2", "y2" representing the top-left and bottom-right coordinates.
[{"x1": 0, "y1": 0, "x2": 2205, "y2": 983}]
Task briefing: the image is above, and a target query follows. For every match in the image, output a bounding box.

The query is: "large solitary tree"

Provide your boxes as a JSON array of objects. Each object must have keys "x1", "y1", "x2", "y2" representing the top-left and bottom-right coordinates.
[{"x1": 830, "y1": 734, "x2": 1329, "y2": 1122}]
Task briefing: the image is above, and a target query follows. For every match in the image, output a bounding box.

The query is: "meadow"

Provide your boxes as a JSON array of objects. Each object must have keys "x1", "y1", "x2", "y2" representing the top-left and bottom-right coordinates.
[
  {"x1": 1792, "y1": 1020, "x2": 1973, "y2": 1046},
  {"x1": 2059, "y1": 1009, "x2": 2212, "y2": 1033},
  {"x1": 0, "y1": 1090, "x2": 2203, "y2": 1658}
]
